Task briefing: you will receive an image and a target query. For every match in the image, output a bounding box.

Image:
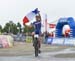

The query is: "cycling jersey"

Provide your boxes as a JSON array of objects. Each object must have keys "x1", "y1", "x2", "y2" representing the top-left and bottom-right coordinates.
[{"x1": 33, "y1": 21, "x2": 41, "y2": 34}]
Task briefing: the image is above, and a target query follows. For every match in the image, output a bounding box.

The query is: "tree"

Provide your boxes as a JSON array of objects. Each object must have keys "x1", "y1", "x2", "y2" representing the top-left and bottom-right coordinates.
[
  {"x1": 12, "y1": 24, "x2": 18, "y2": 34},
  {"x1": 3, "y1": 23, "x2": 10, "y2": 33},
  {"x1": 23, "y1": 25, "x2": 29, "y2": 33},
  {"x1": 0, "y1": 25, "x2": 2, "y2": 33},
  {"x1": 3, "y1": 21, "x2": 18, "y2": 34},
  {"x1": 17, "y1": 22, "x2": 22, "y2": 33}
]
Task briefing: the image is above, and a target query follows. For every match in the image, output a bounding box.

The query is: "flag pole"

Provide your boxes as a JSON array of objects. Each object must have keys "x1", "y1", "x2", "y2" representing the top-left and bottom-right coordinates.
[
  {"x1": 44, "y1": 14, "x2": 47, "y2": 44},
  {"x1": 45, "y1": 14, "x2": 47, "y2": 32}
]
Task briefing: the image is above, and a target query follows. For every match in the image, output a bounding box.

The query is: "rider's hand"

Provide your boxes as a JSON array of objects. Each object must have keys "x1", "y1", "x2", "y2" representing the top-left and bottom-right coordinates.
[
  {"x1": 29, "y1": 25, "x2": 33, "y2": 28},
  {"x1": 32, "y1": 32, "x2": 35, "y2": 36},
  {"x1": 26, "y1": 24, "x2": 33, "y2": 28}
]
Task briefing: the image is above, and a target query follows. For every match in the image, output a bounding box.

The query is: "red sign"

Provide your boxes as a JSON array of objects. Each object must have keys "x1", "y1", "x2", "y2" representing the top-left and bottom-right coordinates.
[{"x1": 49, "y1": 24, "x2": 56, "y2": 28}]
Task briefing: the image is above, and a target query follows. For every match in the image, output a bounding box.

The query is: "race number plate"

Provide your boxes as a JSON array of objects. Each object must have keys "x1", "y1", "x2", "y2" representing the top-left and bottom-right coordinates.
[{"x1": 34, "y1": 34, "x2": 39, "y2": 38}]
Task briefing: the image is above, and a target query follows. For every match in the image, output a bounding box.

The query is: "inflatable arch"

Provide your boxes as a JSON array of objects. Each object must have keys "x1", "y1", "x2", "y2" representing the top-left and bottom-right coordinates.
[{"x1": 55, "y1": 17, "x2": 75, "y2": 38}]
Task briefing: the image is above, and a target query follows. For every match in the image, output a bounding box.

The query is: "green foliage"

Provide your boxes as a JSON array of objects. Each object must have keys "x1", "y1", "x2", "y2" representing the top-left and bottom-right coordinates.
[
  {"x1": 17, "y1": 22, "x2": 22, "y2": 33},
  {"x1": 12, "y1": 24, "x2": 18, "y2": 34},
  {"x1": 0, "y1": 25, "x2": 2, "y2": 33},
  {"x1": 3, "y1": 23, "x2": 10, "y2": 33},
  {"x1": 23, "y1": 25, "x2": 28, "y2": 33},
  {"x1": 0, "y1": 21, "x2": 34, "y2": 34},
  {"x1": 3, "y1": 21, "x2": 18, "y2": 34}
]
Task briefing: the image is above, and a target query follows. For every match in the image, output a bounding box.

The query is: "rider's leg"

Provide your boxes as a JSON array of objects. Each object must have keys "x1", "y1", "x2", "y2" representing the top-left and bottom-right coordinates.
[
  {"x1": 31, "y1": 32, "x2": 35, "y2": 46},
  {"x1": 38, "y1": 37, "x2": 41, "y2": 48},
  {"x1": 38, "y1": 37, "x2": 42, "y2": 53},
  {"x1": 32, "y1": 35, "x2": 34, "y2": 46}
]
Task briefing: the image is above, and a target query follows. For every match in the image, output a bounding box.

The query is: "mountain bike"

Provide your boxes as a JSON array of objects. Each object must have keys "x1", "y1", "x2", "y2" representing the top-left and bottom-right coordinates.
[{"x1": 33, "y1": 34, "x2": 40, "y2": 57}]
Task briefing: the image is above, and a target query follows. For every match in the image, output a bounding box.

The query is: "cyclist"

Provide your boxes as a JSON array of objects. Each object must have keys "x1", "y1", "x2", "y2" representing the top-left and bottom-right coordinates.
[{"x1": 31, "y1": 13, "x2": 42, "y2": 54}]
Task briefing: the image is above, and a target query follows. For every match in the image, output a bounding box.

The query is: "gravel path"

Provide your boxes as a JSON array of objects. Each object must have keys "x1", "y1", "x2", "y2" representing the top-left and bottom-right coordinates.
[{"x1": 0, "y1": 42, "x2": 75, "y2": 61}]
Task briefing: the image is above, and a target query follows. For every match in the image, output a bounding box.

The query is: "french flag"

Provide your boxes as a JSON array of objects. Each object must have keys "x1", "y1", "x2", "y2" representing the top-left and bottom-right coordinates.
[{"x1": 23, "y1": 8, "x2": 39, "y2": 25}]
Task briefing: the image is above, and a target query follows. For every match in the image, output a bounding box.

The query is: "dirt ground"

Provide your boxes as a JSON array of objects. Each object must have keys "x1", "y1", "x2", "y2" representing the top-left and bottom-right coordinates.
[{"x1": 0, "y1": 41, "x2": 69, "y2": 56}]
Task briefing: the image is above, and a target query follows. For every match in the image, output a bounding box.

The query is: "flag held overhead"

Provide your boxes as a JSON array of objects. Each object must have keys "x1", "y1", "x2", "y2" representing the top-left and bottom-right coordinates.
[{"x1": 23, "y1": 8, "x2": 39, "y2": 25}]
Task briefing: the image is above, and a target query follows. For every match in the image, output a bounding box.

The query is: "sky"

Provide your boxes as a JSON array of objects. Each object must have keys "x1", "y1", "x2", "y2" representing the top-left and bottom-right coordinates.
[{"x1": 0, "y1": 0, "x2": 75, "y2": 27}]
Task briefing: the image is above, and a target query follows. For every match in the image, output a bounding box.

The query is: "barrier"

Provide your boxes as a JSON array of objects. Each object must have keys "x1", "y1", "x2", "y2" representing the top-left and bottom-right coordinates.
[
  {"x1": 26, "y1": 36, "x2": 32, "y2": 43},
  {"x1": 0, "y1": 35, "x2": 14, "y2": 48},
  {"x1": 52, "y1": 38, "x2": 64, "y2": 45},
  {"x1": 47, "y1": 37, "x2": 53, "y2": 44},
  {"x1": 64, "y1": 38, "x2": 75, "y2": 46},
  {"x1": 47, "y1": 37, "x2": 75, "y2": 46}
]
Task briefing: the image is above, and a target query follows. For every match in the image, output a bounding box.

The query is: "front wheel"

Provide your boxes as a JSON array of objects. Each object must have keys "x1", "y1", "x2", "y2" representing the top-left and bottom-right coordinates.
[
  {"x1": 34, "y1": 38, "x2": 39, "y2": 57},
  {"x1": 35, "y1": 46, "x2": 38, "y2": 57}
]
